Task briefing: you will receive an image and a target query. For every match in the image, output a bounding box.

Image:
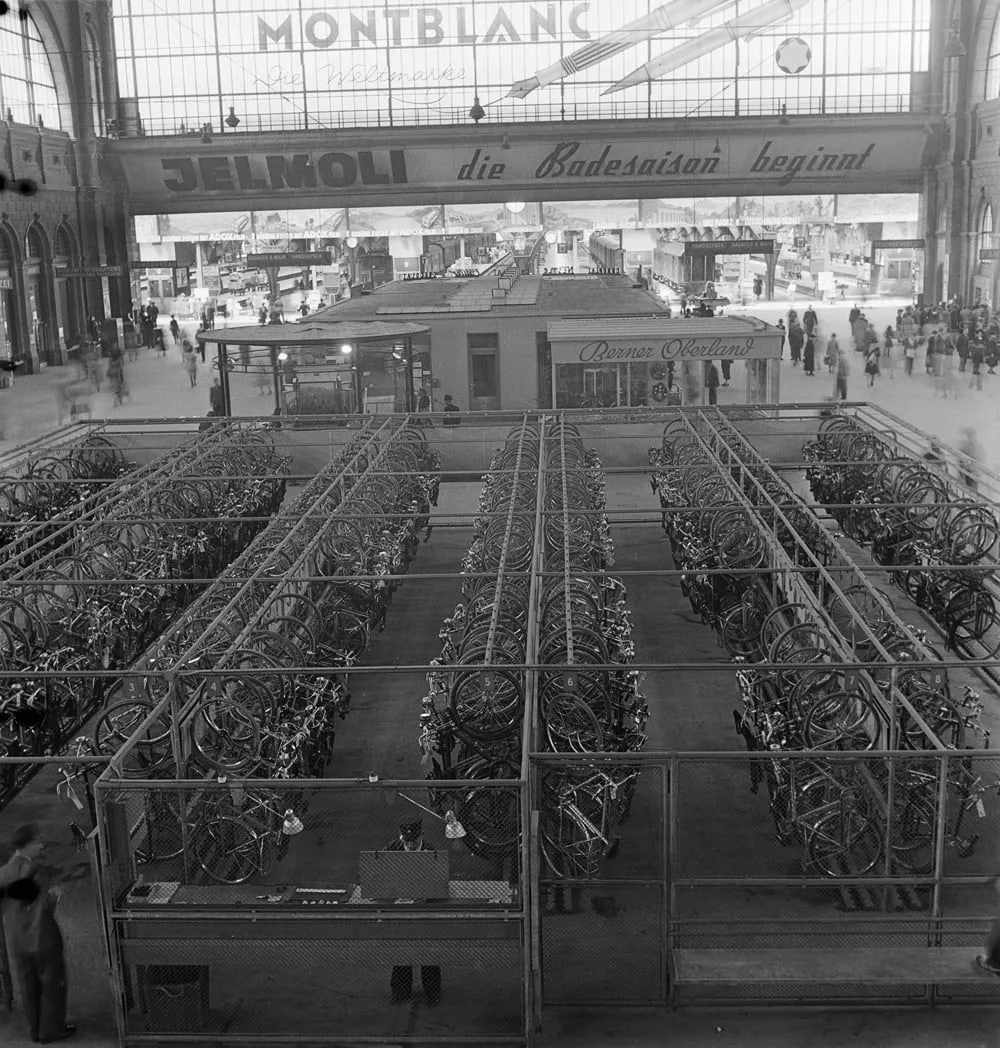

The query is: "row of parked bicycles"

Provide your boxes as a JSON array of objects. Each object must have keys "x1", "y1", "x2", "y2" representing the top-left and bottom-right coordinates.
[
  {"x1": 0, "y1": 425, "x2": 290, "y2": 807},
  {"x1": 418, "y1": 421, "x2": 646, "y2": 878},
  {"x1": 803, "y1": 413, "x2": 999, "y2": 658},
  {"x1": 650, "y1": 414, "x2": 992, "y2": 882},
  {"x1": 100, "y1": 420, "x2": 442, "y2": 884},
  {"x1": 0, "y1": 434, "x2": 134, "y2": 571}
]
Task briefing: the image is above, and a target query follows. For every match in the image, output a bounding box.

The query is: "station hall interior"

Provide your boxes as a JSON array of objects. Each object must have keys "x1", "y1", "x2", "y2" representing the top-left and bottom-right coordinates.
[{"x1": 3, "y1": 3, "x2": 1000, "y2": 1048}]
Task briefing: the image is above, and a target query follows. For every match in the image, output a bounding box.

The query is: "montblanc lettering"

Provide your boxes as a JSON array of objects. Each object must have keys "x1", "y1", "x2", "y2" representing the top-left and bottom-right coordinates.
[
  {"x1": 531, "y1": 141, "x2": 718, "y2": 181},
  {"x1": 160, "y1": 150, "x2": 407, "y2": 193},
  {"x1": 256, "y1": 4, "x2": 589, "y2": 50},
  {"x1": 751, "y1": 139, "x2": 876, "y2": 186}
]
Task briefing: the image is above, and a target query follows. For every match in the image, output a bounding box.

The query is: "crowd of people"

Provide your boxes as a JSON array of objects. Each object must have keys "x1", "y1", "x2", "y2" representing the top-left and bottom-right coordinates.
[{"x1": 782, "y1": 298, "x2": 1000, "y2": 402}]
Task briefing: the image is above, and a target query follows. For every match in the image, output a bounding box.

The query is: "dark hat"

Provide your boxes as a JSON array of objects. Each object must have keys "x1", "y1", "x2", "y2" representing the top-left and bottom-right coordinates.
[{"x1": 399, "y1": 819, "x2": 423, "y2": 843}]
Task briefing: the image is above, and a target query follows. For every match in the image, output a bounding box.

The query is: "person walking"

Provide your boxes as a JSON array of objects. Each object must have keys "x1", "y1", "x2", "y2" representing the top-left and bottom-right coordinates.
[
  {"x1": 864, "y1": 346, "x2": 880, "y2": 387},
  {"x1": 970, "y1": 337, "x2": 985, "y2": 391},
  {"x1": 0, "y1": 824, "x2": 77, "y2": 1043},
  {"x1": 825, "y1": 333, "x2": 840, "y2": 374},
  {"x1": 209, "y1": 376, "x2": 226, "y2": 416},
  {"x1": 720, "y1": 359, "x2": 732, "y2": 387},
  {"x1": 386, "y1": 820, "x2": 442, "y2": 1006},
  {"x1": 169, "y1": 315, "x2": 180, "y2": 344},
  {"x1": 803, "y1": 335, "x2": 816, "y2": 376},
  {"x1": 182, "y1": 341, "x2": 198, "y2": 388},
  {"x1": 956, "y1": 328, "x2": 969, "y2": 372},
  {"x1": 107, "y1": 347, "x2": 128, "y2": 406},
  {"x1": 706, "y1": 360, "x2": 720, "y2": 405},
  {"x1": 776, "y1": 319, "x2": 786, "y2": 358},
  {"x1": 442, "y1": 394, "x2": 461, "y2": 426},
  {"x1": 803, "y1": 306, "x2": 818, "y2": 338},
  {"x1": 834, "y1": 351, "x2": 850, "y2": 401},
  {"x1": 416, "y1": 388, "x2": 431, "y2": 412},
  {"x1": 788, "y1": 320, "x2": 804, "y2": 366}
]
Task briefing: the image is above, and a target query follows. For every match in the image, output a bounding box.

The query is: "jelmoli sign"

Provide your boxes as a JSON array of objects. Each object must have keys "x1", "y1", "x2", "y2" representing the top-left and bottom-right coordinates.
[
  {"x1": 111, "y1": 124, "x2": 930, "y2": 212},
  {"x1": 552, "y1": 333, "x2": 782, "y2": 365}
]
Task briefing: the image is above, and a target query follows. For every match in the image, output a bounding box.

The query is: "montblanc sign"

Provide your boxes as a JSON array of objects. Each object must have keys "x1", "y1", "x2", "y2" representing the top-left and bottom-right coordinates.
[{"x1": 257, "y1": 4, "x2": 591, "y2": 50}]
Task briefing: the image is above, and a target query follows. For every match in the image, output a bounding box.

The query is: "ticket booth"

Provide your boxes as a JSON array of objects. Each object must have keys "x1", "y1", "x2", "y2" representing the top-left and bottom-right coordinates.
[{"x1": 546, "y1": 315, "x2": 783, "y2": 409}]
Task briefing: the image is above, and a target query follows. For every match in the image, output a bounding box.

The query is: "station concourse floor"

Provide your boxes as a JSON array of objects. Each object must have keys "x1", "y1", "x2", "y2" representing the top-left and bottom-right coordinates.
[{"x1": 1, "y1": 316, "x2": 1000, "y2": 1047}]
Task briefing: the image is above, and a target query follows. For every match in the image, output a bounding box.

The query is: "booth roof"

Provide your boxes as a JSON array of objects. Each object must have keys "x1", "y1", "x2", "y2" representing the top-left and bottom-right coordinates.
[
  {"x1": 547, "y1": 314, "x2": 777, "y2": 342},
  {"x1": 195, "y1": 320, "x2": 430, "y2": 346}
]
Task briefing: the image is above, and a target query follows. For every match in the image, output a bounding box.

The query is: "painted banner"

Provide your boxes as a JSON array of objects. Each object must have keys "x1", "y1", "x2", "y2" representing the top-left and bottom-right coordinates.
[{"x1": 108, "y1": 120, "x2": 936, "y2": 214}]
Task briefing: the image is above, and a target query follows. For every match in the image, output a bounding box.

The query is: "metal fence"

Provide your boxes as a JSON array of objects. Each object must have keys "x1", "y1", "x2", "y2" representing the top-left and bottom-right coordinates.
[{"x1": 3, "y1": 405, "x2": 1000, "y2": 1047}]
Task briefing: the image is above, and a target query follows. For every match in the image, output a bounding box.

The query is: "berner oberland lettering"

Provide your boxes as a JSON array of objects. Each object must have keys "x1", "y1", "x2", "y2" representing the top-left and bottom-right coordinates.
[{"x1": 578, "y1": 338, "x2": 757, "y2": 363}]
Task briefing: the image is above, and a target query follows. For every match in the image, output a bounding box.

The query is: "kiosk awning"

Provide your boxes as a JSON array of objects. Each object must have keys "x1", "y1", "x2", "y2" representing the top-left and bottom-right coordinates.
[{"x1": 546, "y1": 316, "x2": 782, "y2": 366}]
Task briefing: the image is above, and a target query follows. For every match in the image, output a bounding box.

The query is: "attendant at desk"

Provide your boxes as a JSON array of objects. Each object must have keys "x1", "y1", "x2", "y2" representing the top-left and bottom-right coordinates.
[
  {"x1": 0, "y1": 824, "x2": 76, "y2": 1043},
  {"x1": 387, "y1": 820, "x2": 441, "y2": 1007}
]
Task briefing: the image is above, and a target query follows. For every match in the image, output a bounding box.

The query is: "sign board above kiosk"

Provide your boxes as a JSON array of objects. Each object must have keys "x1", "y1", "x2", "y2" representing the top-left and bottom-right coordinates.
[{"x1": 547, "y1": 316, "x2": 783, "y2": 365}]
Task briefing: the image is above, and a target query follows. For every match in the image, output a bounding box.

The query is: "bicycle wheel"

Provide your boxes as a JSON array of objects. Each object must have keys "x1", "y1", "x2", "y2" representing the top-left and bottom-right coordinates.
[
  {"x1": 448, "y1": 668, "x2": 524, "y2": 742},
  {"x1": 802, "y1": 690, "x2": 881, "y2": 751},
  {"x1": 93, "y1": 699, "x2": 172, "y2": 770},
  {"x1": 805, "y1": 805, "x2": 882, "y2": 877},
  {"x1": 191, "y1": 815, "x2": 265, "y2": 884},
  {"x1": 190, "y1": 698, "x2": 261, "y2": 773}
]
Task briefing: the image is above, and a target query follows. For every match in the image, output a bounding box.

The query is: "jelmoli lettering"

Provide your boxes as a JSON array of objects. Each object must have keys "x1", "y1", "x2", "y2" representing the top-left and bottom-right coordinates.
[
  {"x1": 161, "y1": 151, "x2": 408, "y2": 192},
  {"x1": 577, "y1": 338, "x2": 756, "y2": 363}
]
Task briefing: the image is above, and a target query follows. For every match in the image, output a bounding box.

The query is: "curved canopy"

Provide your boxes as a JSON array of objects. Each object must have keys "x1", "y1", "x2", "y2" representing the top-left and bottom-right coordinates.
[{"x1": 196, "y1": 320, "x2": 429, "y2": 347}]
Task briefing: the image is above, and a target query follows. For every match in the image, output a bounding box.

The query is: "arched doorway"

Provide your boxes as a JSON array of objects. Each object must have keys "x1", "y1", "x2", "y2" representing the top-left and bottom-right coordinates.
[
  {"x1": 25, "y1": 224, "x2": 58, "y2": 367},
  {"x1": 54, "y1": 224, "x2": 84, "y2": 351},
  {"x1": 0, "y1": 225, "x2": 26, "y2": 376}
]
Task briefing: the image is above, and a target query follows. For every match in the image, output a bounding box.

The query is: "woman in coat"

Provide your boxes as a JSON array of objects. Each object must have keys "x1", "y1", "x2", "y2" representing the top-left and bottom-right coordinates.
[{"x1": 803, "y1": 336, "x2": 816, "y2": 376}]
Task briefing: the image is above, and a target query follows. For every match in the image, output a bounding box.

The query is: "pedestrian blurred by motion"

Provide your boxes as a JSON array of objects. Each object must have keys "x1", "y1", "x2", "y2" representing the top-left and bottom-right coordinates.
[
  {"x1": 904, "y1": 338, "x2": 916, "y2": 376},
  {"x1": 182, "y1": 341, "x2": 198, "y2": 388},
  {"x1": 834, "y1": 352, "x2": 850, "y2": 401},
  {"x1": 825, "y1": 333, "x2": 840, "y2": 374},
  {"x1": 239, "y1": 344, "x2": 250, "y2": 372},
  {"x1": 209, "y1": 376, "x2": 226, "y2": 416},
  {"x1": 0, "y1": 823, "x2": 79, "y2": 1043},
  {"x1": 958, "y1": 427, "x2": 984, "y2": 491},
  {"x1": 970, "y1": 336, "x2": 985, "y2": 391},
  {"x1": 706, "y1": 361, "x2": 720, "y2": 405},
  {"x1": 107, "y1": 346, "x2": 128, "y2": 406},
  {"x1": 864, "y1": 346, "x2": 880, "y2": 387},
  {"x1": 720, "y1": 359, "x2": 732, "y2": 386}
]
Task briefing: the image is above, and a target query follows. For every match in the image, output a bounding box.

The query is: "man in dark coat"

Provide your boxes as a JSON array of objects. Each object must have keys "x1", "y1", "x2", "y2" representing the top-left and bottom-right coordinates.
[
  {"x1": 387, "y1": 820, "x2": 442, "y2": 1006},
  {"x1": 0, "y1": 825, "x2": 75, "y2": 1043}
]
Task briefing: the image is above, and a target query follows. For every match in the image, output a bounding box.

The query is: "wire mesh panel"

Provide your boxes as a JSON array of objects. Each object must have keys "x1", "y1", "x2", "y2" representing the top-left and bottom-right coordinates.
[{"x1": 536, "y1": 760, "x2": 665, "y2": 1005}]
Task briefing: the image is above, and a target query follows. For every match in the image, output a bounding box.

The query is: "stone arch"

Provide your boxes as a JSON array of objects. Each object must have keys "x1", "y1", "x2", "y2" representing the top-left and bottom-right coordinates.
[
  {"x1": 967, "y1": 0, "x2": 1000, "y2": 101},
  {"x1": 0, "y1": 221, "x2": 27, "y2": 370},
  {"x1": 25, "y1": 2, "x2": 75, "y2": 134},
  {"x1": 23, "y1": 221, "x2": 58, "y2": 366}
]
